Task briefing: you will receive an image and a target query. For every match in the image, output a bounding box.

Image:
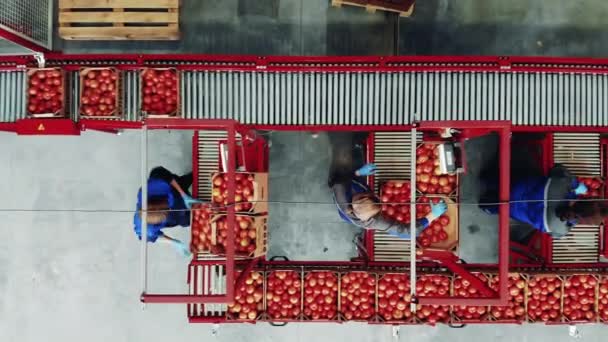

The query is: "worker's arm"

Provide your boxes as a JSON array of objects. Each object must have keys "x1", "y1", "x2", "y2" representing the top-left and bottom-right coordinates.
[
  {"x1": 157, "y1": 233, "x2": 192, "y2": 257},
  {"x1": 149, "y1": 166, "x2": 201, "y2": 208}
]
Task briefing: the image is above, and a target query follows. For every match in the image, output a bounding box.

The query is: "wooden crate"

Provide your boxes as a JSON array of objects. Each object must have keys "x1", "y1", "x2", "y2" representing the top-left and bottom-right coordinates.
[
  {"x1": 59, "y1": 0, "x2": 180, "y2": 40},
  {"x1": 331, "y1": 0, "x2": 415, "y2": 17}
]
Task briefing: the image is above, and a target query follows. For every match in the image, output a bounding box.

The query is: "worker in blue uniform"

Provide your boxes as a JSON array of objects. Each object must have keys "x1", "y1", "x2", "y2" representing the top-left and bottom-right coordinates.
[
  {"x1": 330, "y1": 163, "x2": 447, "y2": 238},
  {"x1": 134, "y1": 166, "x2": 202, "y2": 257},
  {"x1": 481, "y1": 165, "x2": 608, "y2": 238}
]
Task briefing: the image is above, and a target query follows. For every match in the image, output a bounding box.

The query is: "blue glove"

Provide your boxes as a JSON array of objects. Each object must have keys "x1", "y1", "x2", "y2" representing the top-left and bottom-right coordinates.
[
  {"x1": 430, "y1": 200, "x2": 447, "y2": 217},
  {"x1": 182, "y1": 194, "x2": 202, "y2": 209},
  {"x1": 574, "y1": 183, "x2": 588, "y2": 195},
  {"x1": 172, "y1": 240, "x2": 192, "y2": 258},
  {"x1": 356, "y1": 163, "x2": 377, "y2": 176}
]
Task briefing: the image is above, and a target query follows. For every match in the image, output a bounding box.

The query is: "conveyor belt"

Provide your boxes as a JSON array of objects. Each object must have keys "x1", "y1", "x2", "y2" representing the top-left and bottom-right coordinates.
[
  {"x1": 68, "y1": 70, "x2": 140, "y2": 122},
  {"x1": 5, "y1": 69, "x2": 608, "y2": 125},
  {"x1": 0, "y1": 70, "x2": 26, "y2": 122},
  {"x1": 196, "y1": 130, "x2": 226, "y2": 201},
  {"x1": 188, "y1": 263, "x2": 227, "y2": 318},
  {"x1": 553, "y1": 133, "x2": 601, "y2": 176},
  {"x1": 371, "y1": 131, "x2": 421, "y2": 262},
  {"x1": 551, "y1": 133, "x2": 602, "y2": 263},
  {"x1": 178, "y1": 71, "x2": 608, "y2": 126},
  {"x1": 552, "y1": 225, "x2": 600, "y2": 263}
]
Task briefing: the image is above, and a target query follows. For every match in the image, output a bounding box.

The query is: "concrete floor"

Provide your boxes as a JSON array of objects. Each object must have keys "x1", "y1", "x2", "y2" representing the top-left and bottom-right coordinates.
[
  {"x1": 4, "y1": 0, "x2": 608, "y2": 341},
  {"x1": 54, "y1": 0, "x2": 608, "y2": 57},
  {"x1": 267, "y1": 132, "x2": 358, "y2": 261}
]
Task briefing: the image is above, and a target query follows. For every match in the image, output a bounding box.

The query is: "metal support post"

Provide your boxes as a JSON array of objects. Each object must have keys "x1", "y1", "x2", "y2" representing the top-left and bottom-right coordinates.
[{"x1": 409, "y1": 126, "x2": 417, "y2": 312}]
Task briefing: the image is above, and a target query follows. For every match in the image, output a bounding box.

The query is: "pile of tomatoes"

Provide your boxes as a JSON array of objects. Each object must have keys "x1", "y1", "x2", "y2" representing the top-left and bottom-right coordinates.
[
  {"x1": 27, "y1": 69, "x2": 64, "y2": 116},
  {"x1": 415, "y1": 275, "x2": 451, "y2": 324},
  {"x1": 489, "y1": 274, "x2": 526, "y2": 321},
  {"x1": 266, "y1": 271, "x2": 302, "y2": 319},
  {"x1": 563, "y1": 274, "x2": 597, "y2": 322},
  {"x1": 379, "y1": 184, "x2": 451, "y2": 248},
  {"x1": 599, "y1": 277, "x2": 608, "y2": 321},
  {"x1": 303, "y1": 272, "x2": 338, "y2": 320},
  {"x1": 377, "y1": 274, "x2": 413, "y2": 321},
  {"x1": 80, "y1": 68, "x2": 118, "y2": 117},
  {"x1": 526, "y1": 275, "x2": 562, "y2": 322},
  {"x1": 215, "y1": 215, "x2": 258, "y2": 256},
  {"x1": 577, "y1": 177, "x2": 604, "y2": 198},
  {"x1": 190, "y1": 204, "x2": 213, "y2": 253},
  {"x1": 415, "y1": 143, "x2": 457, "y2": 195},
  {"x1": 228, "y1": 271, "x2": 264, "y2": 320},
  {"x1": 452, "y1": 273, "x2": 490, "y2": 321},
  {"x1": 418, "y1": 208, "x2": 450, "y2": 248},
  {"x1": 340, "y1": 272, "x2": 376, "y2": 320},
  {"x1": 212, "y1": 173, "x2": 255, "y2": 212},
  {"x1": 380, "y1": 181, "x2": 415, "y2": 223},
  {"x1": 142, "y1": 68, "x2": 178, "y2": 115}
]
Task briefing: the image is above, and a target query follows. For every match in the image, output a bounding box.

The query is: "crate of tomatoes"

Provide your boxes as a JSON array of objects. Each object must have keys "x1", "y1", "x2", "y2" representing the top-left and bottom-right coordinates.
[
  {"x1": 562, "y1": 274, "x2": 599, "y2": 323},
  {"x1": 339, "y1": 271, "x2": 377, "y2": 322},
  {"x1": 265, "y1": 270, "x2": 303, "y2": 321},
  {"x1": 599, "y1": 276, "x2": 608, "y2": 323},
  {"x1": 451, "y1": 273, "x2": 492, "y2": 323},
  {"x1": 415, "y1": 142, "x2": 458, "y2": 196},
  {"x1": 488, "y1": 273, "x2": 527, "y2": 323},
  {"x1": 414, "y1": 274, "x2": 452, "y2": 325},
  {"x1": 378, "y1": 181, "x2": 459, "y2": 251},
  {"x1": 376, "y1": 273, "x2": 415, "y2": 323},
  {"x1": 27, "y1": 68, "x2": 65, "y2": 117},
  {"x1": 526, "y1": 274, "x2": 563, "y2": 323},
  {"x1": 190, "y1": 204, "x2": 267, "y2": 258},
  {"x1": 303, "y1": 271, "x2": 339, "y2": 321},
  {"x1": 227, "y1": 270, "x2": 265, "y2": 321},
  {"x1": 79, "y1": 67, "x2": 120, "y2": 118},
  {"x1": 211, "y1": 172, "x2": 268, "y2": 214},
  {"x1": 141, "y1": 68, "x2": 179, "y2": 117}
]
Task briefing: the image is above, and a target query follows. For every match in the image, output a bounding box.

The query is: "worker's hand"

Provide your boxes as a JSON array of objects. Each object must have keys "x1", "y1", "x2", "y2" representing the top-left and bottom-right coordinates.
[
  {"x1": 182, "y1": 194, "x2": 202, "y2": 209},
  {"x1": 355, "y1": 163, "x2": 377, "y2": 176},
  {"x1": 430, "y1": 200, "x2": 448, "y2": 217},
  {"x1": 172, "y1": 240, "x2": 192, "y2": 258},
  {"x1": 574, "y1": 183, "x2": 588, "y2": 195}
]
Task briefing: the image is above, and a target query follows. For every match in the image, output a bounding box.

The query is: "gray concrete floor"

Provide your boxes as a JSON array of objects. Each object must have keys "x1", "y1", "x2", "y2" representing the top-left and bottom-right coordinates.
[
  {"x1": 54, "y1": 0, "x2": 608, "y2": 57},
  {"x1": 4, "y1": 0, "x2": 608, "y2": 341},
  {"x1": 267, "y1": 132, "x2": 358, "y2": 261}
]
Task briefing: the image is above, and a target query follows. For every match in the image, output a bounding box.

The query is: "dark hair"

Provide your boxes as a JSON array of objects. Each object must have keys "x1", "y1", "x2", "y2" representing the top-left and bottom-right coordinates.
[{"x1": 557, "y1": 200, "x2": 608, "y2": 226}]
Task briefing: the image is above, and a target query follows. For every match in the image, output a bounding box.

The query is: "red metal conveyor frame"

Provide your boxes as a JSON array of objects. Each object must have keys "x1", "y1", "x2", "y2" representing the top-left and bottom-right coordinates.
[{"x1": 140, "y1": 119, "x2": 239, "y2": 304}]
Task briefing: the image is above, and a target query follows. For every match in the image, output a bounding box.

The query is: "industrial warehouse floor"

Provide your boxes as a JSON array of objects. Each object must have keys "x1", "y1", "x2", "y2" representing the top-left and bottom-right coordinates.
[{"x1": 4, "y1": 0, "x2": 608, "y2": 342}]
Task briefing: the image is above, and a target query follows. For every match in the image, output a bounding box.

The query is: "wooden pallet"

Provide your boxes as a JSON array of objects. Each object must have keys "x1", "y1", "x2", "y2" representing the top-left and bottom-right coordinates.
[
  {"x1": 59, "y1": 0, "x2": 180, "y2": 40},
  {"x1": 331, "y1": 0, "x2": 415, "y2": 17}
]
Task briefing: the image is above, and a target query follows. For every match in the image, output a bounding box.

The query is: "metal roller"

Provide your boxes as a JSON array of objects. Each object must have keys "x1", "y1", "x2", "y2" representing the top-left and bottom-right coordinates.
[
  {"x1": 552, "y1": 225, "x2": 600, "y2": 263},
  {"x1": 0, "y1": 70, "x2": 26, "y2": 122},
  {"x1": 371, "y1": 131, "x2": 422, "y2": 262},
  {"x1": 172, "y1": 71, "x2": 608, "y2": 125}
]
